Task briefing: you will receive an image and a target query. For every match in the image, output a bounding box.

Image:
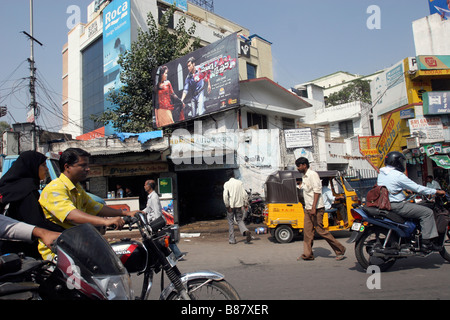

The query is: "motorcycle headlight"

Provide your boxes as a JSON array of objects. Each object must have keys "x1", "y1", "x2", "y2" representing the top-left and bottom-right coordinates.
[{"x1": 93, "y1": 274, "x2": 134, "y2": 300}]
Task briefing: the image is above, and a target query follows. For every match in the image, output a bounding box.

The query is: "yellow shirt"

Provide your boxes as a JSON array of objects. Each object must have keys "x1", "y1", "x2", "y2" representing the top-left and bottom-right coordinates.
[{"x1": 38, "y1": 174, "x2": 103, "y2": 260}]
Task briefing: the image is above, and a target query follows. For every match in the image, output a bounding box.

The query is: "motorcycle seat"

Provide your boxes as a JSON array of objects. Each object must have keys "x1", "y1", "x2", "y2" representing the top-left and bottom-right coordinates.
[{"x1": 362, "y1": 206, "x2": 406, "y2": 224}]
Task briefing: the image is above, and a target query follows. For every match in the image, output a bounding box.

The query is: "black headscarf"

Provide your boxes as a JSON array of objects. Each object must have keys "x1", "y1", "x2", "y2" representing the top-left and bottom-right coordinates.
[{"x1": 0, "y1": 151, "x2": 47, "y2": 204}]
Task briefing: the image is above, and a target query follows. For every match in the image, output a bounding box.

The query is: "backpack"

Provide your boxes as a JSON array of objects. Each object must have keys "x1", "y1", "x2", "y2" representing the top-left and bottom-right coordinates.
[{"x1": 366, "y1": 185, "x2": 391, "y2": 211}]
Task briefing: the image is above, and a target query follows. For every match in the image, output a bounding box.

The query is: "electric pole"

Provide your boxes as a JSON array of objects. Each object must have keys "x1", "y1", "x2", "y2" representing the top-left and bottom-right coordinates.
[{"x1": 23, "y1": 0, "x2": 43, "y2": 151}]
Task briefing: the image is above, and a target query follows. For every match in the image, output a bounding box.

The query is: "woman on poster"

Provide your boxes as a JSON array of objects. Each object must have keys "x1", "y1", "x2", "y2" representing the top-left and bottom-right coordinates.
[{"x1": 155, "y1": 66, "x2": 184, "y2": 127}]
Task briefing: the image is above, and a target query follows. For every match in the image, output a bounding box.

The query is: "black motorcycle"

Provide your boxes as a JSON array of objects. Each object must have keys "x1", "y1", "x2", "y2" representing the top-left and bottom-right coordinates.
[
  {"x1": 0, "y1": 224, "x2": 133, "y2": 300},
  {"x1": 114, "y1": 213, "x2": 240, "y2": 300},
  {"x1": 244, "y1": 190, "x2": 265, "y2": 225}
]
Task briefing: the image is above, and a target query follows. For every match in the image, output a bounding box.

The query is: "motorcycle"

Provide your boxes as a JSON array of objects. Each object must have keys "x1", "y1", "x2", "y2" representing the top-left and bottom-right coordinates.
[
  {"x1": 244, "y1": 189, "x2": 265, "y2": 225},
  {"x1": 113, "y1": 213, "x2": 240, "y2": 300},
  {"x1": 0, "y1": 224, "x2": 133, "y2": 300},
  {"x1": 348, "y1": 193, "x2": 450, "y2": 272}
]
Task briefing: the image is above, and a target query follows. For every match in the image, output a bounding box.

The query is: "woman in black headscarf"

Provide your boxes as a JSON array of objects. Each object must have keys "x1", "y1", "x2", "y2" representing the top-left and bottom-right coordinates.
[{"x1": 0, "y1": 151, "x2": 64, "y2": 258}]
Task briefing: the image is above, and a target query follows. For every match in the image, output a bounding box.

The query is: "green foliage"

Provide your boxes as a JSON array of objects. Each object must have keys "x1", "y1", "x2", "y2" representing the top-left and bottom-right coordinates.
[
  {"x1": 92, "y1": 6, "x2": 200, "y2": 133},
  {"x1": 326, "y1": 79, "x2": 372, "y2": 107}
]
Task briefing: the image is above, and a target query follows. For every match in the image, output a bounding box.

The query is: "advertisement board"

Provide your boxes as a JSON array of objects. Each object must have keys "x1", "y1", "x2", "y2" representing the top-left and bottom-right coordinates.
[
  {"x1": 153, "y1": 33, "x2": 240, "y2": 128},
  {"x1": 418, "y1": 55, "x2": 450, "y2": 70},
  {"x1": 160, "y1": 0, "x2": 188, "y2": 11},
  {"x1": 423, "y1": 91, "x2": 450, "y2": 115},
  {"x1": 429, "y1": 0, "x2": 450, "y2": 19},
  {"x1": 103, "y1": 0, "x2": 131, "y2": 136},
  {"x1": 370, "y1": 59, "x2": 408, "y2": 116},
  {"x1": 409, "y1": 117, "x2": 445, "y2": 144}
]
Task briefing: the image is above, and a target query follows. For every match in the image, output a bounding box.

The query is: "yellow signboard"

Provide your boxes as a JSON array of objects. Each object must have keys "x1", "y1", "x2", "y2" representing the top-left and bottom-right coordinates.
[{"x1": 376, "y1": 112, "x2": 403, "y2": 168}]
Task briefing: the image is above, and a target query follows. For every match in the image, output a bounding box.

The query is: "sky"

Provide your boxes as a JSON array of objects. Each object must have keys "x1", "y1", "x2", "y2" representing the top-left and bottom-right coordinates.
[{"x1": 0, "y1": 0, "x2": 431, "y2": 131}]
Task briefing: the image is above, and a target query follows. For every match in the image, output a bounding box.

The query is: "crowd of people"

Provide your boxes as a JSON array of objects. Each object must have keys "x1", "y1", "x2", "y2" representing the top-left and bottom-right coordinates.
[{"x1": 0, "y1": 149, "x2": 447, "y2": 264}]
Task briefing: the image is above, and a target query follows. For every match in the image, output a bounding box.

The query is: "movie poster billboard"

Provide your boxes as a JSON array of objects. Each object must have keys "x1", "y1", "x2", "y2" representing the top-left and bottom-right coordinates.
[
  {"x1": 103, "y1": 0, "x2": 131, "y2": 136},
  {"x1": 153, "y1": 33, "x2": 240, "y2": 128},
  {"x1": 429, "y1": 0, "x2": 450, "y2": 19}
]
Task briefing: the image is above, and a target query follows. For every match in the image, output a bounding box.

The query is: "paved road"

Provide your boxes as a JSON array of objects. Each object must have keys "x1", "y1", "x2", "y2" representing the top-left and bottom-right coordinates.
[{"x1": 109, "y1": 226, "x2": 450, "y2": 300}]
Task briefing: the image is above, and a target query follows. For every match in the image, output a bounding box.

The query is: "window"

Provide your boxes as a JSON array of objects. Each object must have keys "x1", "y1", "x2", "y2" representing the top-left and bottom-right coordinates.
[
  {"x1": 338, "y1": 120, "x2": 354, "y2": 138},
  {"x1": 247, "y1": 112, "x2": 267, "y2": 129},
  {"x1": 247, "y1": 63, "x2": 257, "y2": 80},
  {"x1": 282, "y1": 117, "x2": 295, "y2": 129},
  {"x1": 82, "y1": 37, "x2": 104, "y2": 133}
]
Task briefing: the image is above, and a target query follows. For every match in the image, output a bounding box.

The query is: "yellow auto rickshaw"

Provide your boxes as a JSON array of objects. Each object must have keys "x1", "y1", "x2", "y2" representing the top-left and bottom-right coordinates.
[{"x1": 264, "y1": 170, "x2": 359, "y2": 243}]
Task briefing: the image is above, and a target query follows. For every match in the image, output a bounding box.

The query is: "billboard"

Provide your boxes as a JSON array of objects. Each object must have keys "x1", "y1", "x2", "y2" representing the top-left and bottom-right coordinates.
[
  {"x1": 370, "y1": 59, "x2": 408, "y2": 116},
  {"x1": 103, "y1": 0, "x2": 132, "y2": 136},
  {"x1": 429, "y1": 0, "x2": 450, "y2": 19},
  {"x1": 153, "y1": 33, "x2": 240, "y2": 128},
  {"x1": 160, "y1": 0, "x2": 188, "y2": 11}
]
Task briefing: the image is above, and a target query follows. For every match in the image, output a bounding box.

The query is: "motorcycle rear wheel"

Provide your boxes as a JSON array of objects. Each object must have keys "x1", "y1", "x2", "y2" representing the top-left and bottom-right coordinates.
[
  {"x1": 355, "y1": 228, "x2": 397, "y2": 272},
  {"x1": 166, "y1": 279, "x2": 240, "y2": 300}
]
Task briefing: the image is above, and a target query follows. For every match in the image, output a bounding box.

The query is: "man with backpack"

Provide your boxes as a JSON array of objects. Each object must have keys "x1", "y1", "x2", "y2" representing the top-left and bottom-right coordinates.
[{"x1": 378, "y1": 151, "x2": 446, "y2": 252}]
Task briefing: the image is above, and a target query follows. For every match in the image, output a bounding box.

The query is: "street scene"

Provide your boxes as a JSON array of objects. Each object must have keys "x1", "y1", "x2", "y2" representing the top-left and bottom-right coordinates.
[
  {"x1": 1, "y1": 0, "x2": 450, "y2": 303},
  {"x1": 106, "y1": 222, "x2": 450, "y2": 301}
]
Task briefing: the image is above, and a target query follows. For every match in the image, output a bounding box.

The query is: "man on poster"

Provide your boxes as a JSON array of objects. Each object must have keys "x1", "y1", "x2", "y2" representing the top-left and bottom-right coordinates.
[{"x1": 181, "y1": 57, "x2": 212, "y2": 118}]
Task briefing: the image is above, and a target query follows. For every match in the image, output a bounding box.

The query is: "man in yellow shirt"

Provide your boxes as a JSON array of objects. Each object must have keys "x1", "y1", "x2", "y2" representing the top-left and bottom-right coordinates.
[{"x1": 39, "y1": 148, "x2": 140, "y2": 260}]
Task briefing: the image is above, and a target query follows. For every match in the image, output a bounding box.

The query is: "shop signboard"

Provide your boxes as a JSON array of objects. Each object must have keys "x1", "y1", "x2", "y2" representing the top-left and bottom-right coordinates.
[
  {"x1": 418, "y1": 55, "x2": 450, "y2": 70},
  {"x1": 423, "y1": 91, "x2": 450, "y2": 115},
  {"x1": 359, "y1": 136, "x2": 381, "y2": 168},
  {"x1": 376, "y1": 112, "x2": 402, "y2": 168},
  {"x1": 284, "y1": 128, "x2": 313, "y2": 149},
  {"x1": 370, "y1": 59, "x2": 408, "y2": 116},
  {"x1": 408, "y1": 117, "x2": 445, "y2": 144},
  {"x1": 429, "y1": 0, "x2": 450, "y2": 19},
  {"x1": 153, "y1": 33, "x2": 240, "y2": 128}
]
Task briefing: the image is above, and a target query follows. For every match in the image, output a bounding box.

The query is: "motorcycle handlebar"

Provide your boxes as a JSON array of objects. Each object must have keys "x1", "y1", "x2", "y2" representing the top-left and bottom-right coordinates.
[{"x1": 122, "y1": 214, "x2": 167, "y2": 232}]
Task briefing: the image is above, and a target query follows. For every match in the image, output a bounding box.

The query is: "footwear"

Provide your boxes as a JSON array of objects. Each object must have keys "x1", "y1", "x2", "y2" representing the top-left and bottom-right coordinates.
[
  {"x1": 421, "y1": 239, "x2": 442, "y2": 252},
  {"x1": 229, "y1": 240, "x2": 236, "y2": 245},
  {"x1": 335, "y1": 255, "x2": 346, "y2": 261},
  {"x1": 298, "y1": 255, "x2": 314, "y2": 261},
  {"x1": 336, "y1": 248, "x2": 346, "y2": 260},
  {"x1": 244, "y1": 231, "x2": 252, "y2": 243}
]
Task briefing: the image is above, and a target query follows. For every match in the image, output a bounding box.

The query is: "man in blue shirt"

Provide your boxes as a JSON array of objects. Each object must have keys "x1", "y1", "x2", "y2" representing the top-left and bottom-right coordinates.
[{"x1": 378, "y1": 152, "x2": 446, "y2": 251}]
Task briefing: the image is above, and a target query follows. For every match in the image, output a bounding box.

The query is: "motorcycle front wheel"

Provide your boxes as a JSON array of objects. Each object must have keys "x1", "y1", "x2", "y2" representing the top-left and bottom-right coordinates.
[
  {"x1": 355, "y1": 227, "x2": 397, "y2": 272},
  {"x1": 166, "y1": 279, "x2": 240, "y2": 300}
]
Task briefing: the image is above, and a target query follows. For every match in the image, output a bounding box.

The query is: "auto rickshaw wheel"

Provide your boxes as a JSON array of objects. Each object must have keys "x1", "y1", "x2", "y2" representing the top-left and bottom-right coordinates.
[{"x1": 274, "y1": 225, "x2": 294, "y2": 243}]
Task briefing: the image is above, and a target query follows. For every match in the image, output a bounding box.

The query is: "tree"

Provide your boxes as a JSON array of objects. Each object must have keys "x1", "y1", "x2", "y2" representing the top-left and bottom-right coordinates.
[
  {"x1": 92, "y1": 6, "x2": 200, "y2": 133},
  {"x1": 326, "y1": 79, "x2": 372, "y2": 107}
]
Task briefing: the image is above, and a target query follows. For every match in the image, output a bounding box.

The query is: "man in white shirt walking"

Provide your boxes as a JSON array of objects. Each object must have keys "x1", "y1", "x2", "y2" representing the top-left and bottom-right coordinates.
[
  {"x1": 223, "y1": 171, "x2": 252, "y2": 244},
  {"x1": 296, "y1": 157, "x2": 346, "y2": 261}
]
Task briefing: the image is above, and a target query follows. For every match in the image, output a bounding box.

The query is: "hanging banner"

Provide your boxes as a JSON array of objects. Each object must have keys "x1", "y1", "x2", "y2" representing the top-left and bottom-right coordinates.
[{"x1": 430, "y1": 155, "x2": 450, "y2": 169}]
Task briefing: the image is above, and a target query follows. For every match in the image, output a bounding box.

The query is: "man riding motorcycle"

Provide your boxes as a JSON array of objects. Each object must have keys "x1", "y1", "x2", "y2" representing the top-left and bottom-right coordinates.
[{"x1": 378, "y1": 151, "x2": 446, "y2": 252}]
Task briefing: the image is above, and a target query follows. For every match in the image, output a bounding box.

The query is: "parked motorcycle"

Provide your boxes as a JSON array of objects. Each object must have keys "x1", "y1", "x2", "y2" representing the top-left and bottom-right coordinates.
[
  {"x1": 0, "y1": 224, "x2": 133, "y2": 300},
  {"x1": 348, "y1": 193, "x2": 450, "y2": 272},
  {"x1": 113, "y1": 213, "x2": 240, "y2": 300},
  {"x1": 244, "y1": 189, "x2": 265, "y2": 225}
]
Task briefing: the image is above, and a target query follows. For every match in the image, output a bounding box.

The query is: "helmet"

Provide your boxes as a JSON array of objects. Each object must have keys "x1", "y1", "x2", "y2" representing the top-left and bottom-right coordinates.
[{"x1": 385, "y1": 151, "x2": 406, "y2": 172}]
